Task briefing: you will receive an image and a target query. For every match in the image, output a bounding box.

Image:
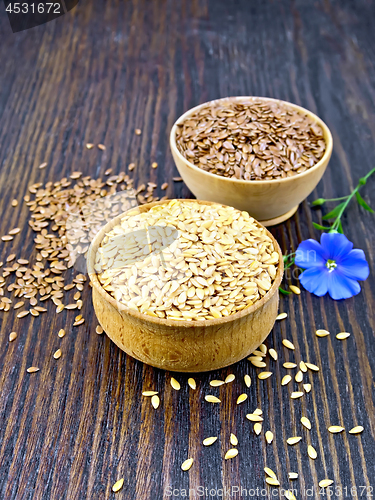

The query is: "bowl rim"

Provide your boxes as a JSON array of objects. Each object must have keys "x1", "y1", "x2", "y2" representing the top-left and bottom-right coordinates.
[
  {"x1": 87, "y1": 199, "x2": 284, "y2": 329},
  {"x1": 170, "y1": 95, "x2": 333, "y2": 185}
]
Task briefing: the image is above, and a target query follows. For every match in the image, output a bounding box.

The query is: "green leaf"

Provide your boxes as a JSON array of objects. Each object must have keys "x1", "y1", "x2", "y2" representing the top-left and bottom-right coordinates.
[
  {"x1": 312, "y1": 222, "x2": 331, "y2": 231},
  {"x1": 355, "y1": 192, "x2": 374, "y2": 213},
  {"x1": 337, "y1": 221, "x2": 344, "y2": 234},
  {"x1": 279, "y1": 287, "x2": 291, "y2": 295},
  {"x1": 311, "y1": 198, "x2": 326, "y2": 206},
  {"x1": 322, "y1": 202, "x2": 346, "y2": 220}
]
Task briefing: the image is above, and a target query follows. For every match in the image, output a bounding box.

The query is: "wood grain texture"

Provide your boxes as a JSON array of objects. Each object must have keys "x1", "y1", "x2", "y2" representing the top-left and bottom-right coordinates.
[{"x1": 0, "y1": 0, "x2": 374, "y2": 499}]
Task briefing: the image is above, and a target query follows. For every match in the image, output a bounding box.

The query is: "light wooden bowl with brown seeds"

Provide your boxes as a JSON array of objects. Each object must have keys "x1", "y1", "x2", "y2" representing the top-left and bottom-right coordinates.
[
  {"x1": 87, "y1": 200, "x2": 284, "y2": 372},
  {"x1": 170, "y1": 96, "x2": 333, "y2": 226}
]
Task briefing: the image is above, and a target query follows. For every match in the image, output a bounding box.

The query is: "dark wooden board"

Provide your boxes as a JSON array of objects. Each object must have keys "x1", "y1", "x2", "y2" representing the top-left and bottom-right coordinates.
[{"x1": 0, "y1": 0, "x2": 374, "y2": 499}]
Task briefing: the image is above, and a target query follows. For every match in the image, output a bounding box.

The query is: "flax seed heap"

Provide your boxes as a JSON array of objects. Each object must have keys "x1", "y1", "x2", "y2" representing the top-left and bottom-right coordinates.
[
  {"x1": 0, "y1": 171, "x2": 165, "y2": 323},
  {"x1": 175, "y1": 98, "x2": 326, "y2": 180},
  {"x1": 95, "y1": 200, "x2": 280, "y2": 320}
]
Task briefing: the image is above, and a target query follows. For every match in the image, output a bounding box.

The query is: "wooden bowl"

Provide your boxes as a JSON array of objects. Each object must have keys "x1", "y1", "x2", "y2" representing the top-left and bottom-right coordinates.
[
  {"x1": 87, "y1": 200, "x2": 284, "y2": 373},
  {"x1": 170, "y1": 96, "x2": 333, "y2": 226}
]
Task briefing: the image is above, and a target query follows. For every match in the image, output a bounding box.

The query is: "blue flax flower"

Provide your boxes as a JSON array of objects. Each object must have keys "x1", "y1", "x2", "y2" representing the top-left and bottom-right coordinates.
[{"x1": 295, "y1": 233, "x2": 369, "y2": 300}]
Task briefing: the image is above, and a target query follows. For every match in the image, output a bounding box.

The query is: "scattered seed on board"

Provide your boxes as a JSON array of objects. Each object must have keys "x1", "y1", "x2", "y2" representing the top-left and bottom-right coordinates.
[
  {"x1": 305, "y1": 362, "x2": 319, "y2": 371},
  {"x1": 291, "y1": 392, "x2": 304, "y2": 399},
  {"x1": 287, "y1": 436, "x2": 302, "y2": 445},
  {"x1": 295, "y1": 370, "x2": 303, "y2": 383},
  {"x1": 86, "y1": 143, "x2": 94, "y2": 149},
  {"x1": 258, "y1": 372, "x2": 272, "y2": 380},
  {"x1": 308, "y1": 445, "x2": 317, "y2": 459},
  {"x1": 289, "y1": 285, "x2": 301, "y2": 295},
  {"x1": 230, "y1": 433, "x2": 238, "y2": 446},
  {"x1": 2, "y1": 235, "x2": 13, "y2": 241},
  {"x1": 96, "y1": 325, "x2": 103, "y2": 334},
  {"x1": 56, "y1": 304, "x2": 64, "y2": 313},
  {"x1": 253, "y1": 423, "x2": 262, "y2": 435},
  {"x1": 282, "y1": 339, "x2": 295, "y2": 350},
  {"x1": 300, "y1": 361, "x2": 307, "y2": 372},
  {"x1": 259, "y1": 343, "x2": 267, "y2": 354},
  {"x1": 38, "y1": 162, "x2": 47, "y2": 169},
  {"x1": 14, "y1": 302, "x2": 24, "y2": 309},
  {"x1": 170, "y1": 378, "x2": 181, "y2": 390},
  {"x1": 58, "y1": 329, "x2": 66, "y2": 338},
  {"x1": 281, "y1": 375, "x2": 292, "y2": 386},
  {"x1": 328, "y1": 426, "x2": 345, "y2": 433},
  {"x1": 181, "y1": 459, "x2": 193, "y2": 471},
  {"x1": 225, "y1": 448, "x2": 238, "y2": 460},
  {"x1": 349, "y1": 426, "x2": 364, "y2": 434},
  {"x1": 336, "y1": 332, "x2": 350, "y2": 340},
  {"x1": 9, "y1": 332, "x2": 17, "y2": 342},
  {"x1": 265, "y1": 477, "x2": 280, "y2": 486},
  {"x1": 276, "y1": 313, "x2": 287, "y2": 320},
  {"x1": 301, "y1": 417, "x2": 312, "y2": 430},
  {"x1": 151, "y1": 162, "x2": 158, "y2": 169},
  {"x1": 225, "y1": 374, "x2": 235, "y2": 383},
  {"x1": 264, "y1": 467, "x2": 277, "y2": 479},
  {"x1": 11, "y1": 199, "x2": 18, "y2": 207},
  {"x1": 283, "y1": 362, "x2": 297, "y2": 369},
  {"x1": 285, "y1": 490, "x2": 297, "y2": 500},
  {"x1": 250, "y1": 359, "x2": 267, "y2": 368},
  {"x1": 237, "y1": 394, "x2": 248, "y2": 405},
  {"x1": 135, "y1": 129, "x2": 142, "y2": 136},
  {"x1": 161, "y1": 183, "x2": 168, "y2": 190},
  {"x1": 173, "y1": 176, "x2": 182, "y2": 181},
  {"x1": 53, "y1": 349, "x2": 62, "y2": 359},
  {"x1": 269, "y1": 348, "x2": 278, "y2": 361},
  {"x1": 246, "y1": 414, "x2": 263, "y2": 422},
  {"x1": 112, "y1": 478, "x2": 124, "y2": 492},
  {"x1": 265, "y1": 431, "x2": 273, "y2": 444},
  {"x1": 303, "y1": 384, "x2": 312, "y2": 393},
  {"x1": 9, "y1": 228, "x2": 20, "y2": 235},
  {"x1": 203, "y1": 437, "x2": 218, "y2": 446},
  {"x1": 205, "y1": 395, "x2": 221, "y2": 403},
  {"x1": 210, "y1": 380, "x2": 225, "y2": 387},
  {"x1": 151, "y1": 395, "x2": 160, "y2": 409},
  {"x1": 17, "y1": 311, "x2": 29, "y2": 318},
  {"x1": 98, "y1": 144, "x2": 106, "y2": 150},
  {"x1": 142, "y1": 391, "x2": 158, "y2": 396},
  {"x1": 252, "y1": 348, "x2": 266, "y2": 356},
  {"x1": 316, "y1": 329, "x2": 330, "y2": 337},
  {"x1": 289, "y1": 472, "x2": 298, "y2": 480},
  {"x1": 244, "y1": 374, "x2": 251, "y2": 387},
  {"x1": 27, "y1": 367, "x2": 39, "y2": 373},
  {"x1": 319, "y1": 479, "x2": 334, "y2": 488},
  {"x1": 188, "y1": 378, "x2": 196, "y2": 390},
  {"x1": 253, "y1": 408, "x2": 262, "y2": 415}
]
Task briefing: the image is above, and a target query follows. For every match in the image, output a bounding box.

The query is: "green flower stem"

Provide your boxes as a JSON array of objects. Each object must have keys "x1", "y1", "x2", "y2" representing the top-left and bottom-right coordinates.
[
  {"x1": 323, "y1": 196, "x2": 349, "y2": 202},
  {"x1": 330, "y1": 166, "x2": 375, "y2": 232}
]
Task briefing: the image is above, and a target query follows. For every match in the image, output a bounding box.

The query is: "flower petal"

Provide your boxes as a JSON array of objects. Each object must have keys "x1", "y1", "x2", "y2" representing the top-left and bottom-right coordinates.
[
  {"x1": 299, "y1": 267, "x2": 329, "y2": 296},
  {"x1": 320, "y1": 233, "x2": 353, "y2": 261},
  {"x1": 338, "y1": 249, "x2": 370, "y2": 281},
  {"x1": 326, "y1": 271, "x2": 361, "y2": 300},
  {"x1": 295, "y1": 239, "x2": 328, "y2": 269}
]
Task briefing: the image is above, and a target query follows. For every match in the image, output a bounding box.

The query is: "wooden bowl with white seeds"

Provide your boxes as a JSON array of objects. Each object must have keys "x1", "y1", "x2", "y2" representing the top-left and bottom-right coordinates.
[
  {"x1": 87, "y1": 199, "x2": 283, "y2": 372},
  {"x1": 170, "y1": 96, "x2": 333, "y2": 226}
]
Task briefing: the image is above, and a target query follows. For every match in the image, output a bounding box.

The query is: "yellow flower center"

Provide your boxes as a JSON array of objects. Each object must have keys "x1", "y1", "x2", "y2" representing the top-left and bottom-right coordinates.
[{"x1": 326, "y1": 259, "x2": 337, "y2": 272}]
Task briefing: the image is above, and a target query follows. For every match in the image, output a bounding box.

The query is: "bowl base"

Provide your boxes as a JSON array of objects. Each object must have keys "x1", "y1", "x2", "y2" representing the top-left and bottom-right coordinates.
[{"x1": 259, "y1": 205, "x2": 299, "y2": 227}]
